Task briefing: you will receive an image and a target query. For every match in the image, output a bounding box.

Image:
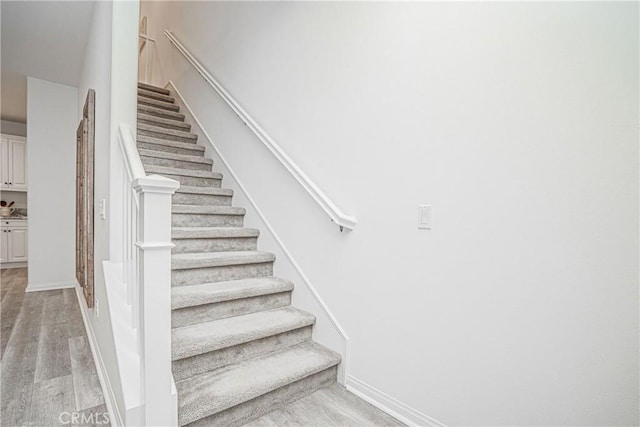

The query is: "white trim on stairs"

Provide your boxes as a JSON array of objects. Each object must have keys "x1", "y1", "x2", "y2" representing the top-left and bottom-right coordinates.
[
  {"x1": 346, "y1": 375, "x2": 447, "y2": 427},
  {"x1": 25, "y1": 280, "x2": 76, "y2": 292},
  {"x1": 73, "y1": 282, "x2": 124, "y2": 427}
]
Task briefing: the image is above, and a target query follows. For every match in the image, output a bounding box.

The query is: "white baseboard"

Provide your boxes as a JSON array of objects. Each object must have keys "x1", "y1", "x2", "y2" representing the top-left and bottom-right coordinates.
[
  {"x1": 346, "y1": 375, "x2": 446, "y2": 427},
  {"x1": 73, "y1": 284, "x2": 124, "y2": 427},
  {"x1": 25, "y1": 280, "x2": 75, "y2": 292},
  {"x1": 1, "y1": 262, "x2": 27, "y2": 269}
]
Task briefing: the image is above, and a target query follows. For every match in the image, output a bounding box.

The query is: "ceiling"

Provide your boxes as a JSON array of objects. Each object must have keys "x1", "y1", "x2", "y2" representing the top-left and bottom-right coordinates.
[{"x1": 1, "y1": 1, "x2": 95, "y2": 123}]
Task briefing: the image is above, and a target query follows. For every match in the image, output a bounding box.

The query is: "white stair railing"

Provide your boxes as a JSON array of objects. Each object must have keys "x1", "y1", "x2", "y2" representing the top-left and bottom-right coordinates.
[
  {"x1": 115, "y1": 124, "x2": 179, "y2": 425},
  {"x1": 164, "y1": 30, "x2": 357, "y2": 231}
]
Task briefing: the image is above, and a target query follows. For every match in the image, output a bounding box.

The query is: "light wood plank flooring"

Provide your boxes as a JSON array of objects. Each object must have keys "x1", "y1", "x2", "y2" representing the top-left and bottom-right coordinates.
[
  {"x1": 245, "y1": 384, "x2": 405, "y2": 426},
  {"x1": 1, "y1": 267, "x2": 403, "y2": 426},
  {"x1": 1, "y1": 268, "x2": 108, "y2": 426}
]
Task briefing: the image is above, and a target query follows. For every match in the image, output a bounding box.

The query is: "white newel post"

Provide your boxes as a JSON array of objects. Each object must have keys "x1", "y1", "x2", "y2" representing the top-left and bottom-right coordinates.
[{"x1": 134, "y1": 174, "x2": 180, "y2": 426}]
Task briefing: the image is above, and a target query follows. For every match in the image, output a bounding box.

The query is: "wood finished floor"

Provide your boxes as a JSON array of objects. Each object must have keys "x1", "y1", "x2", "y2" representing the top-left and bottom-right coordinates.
[
  {"x1": 1, "y1": 268, "x2": 108, "y2": 427},
  {"x1": 1, "y1": 267, "x2": 403, "y2": 427},
  {"x1": 246, "y1": 384, "x2": 405, "y2": 427}
]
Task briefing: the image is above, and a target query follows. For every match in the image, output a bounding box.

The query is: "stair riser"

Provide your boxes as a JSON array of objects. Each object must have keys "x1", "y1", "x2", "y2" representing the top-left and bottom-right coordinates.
[
  {"x1": 172, "y1": 214, "x2": 243, "y2": 228},
  {"x1": 138, "y1": 89, "x2": 175, "y2": 103},
  {"x1": 172, "y1": 325, "x2": 310, "y2": 382},
  {"x1": 141, "y1": 156, "x2": 211, "y2": 171},
  {"x1": 172, "y1": 262, "x2": 273, "y2": 287},
  {"x1": 161, "y1": 175, "x2": 221, "y2": 187},
  {"x1": 184, "y1": 365, "x2": 337, "y2": 427},
  {"x1": 138, "y1": 129, "x2": 197, "y2": 144},
  {"x1": 173, "y1": 237, "x2": 257, "y2": 253},
  {"x1": 171, "y1": 292, "x2": 291, "y2": 329},
  {"x1": 138, "y1": 142, "x2": 204, "y2": 157},
  {"x1": 139, "y1": 116, "x2": 191, "y2": 132},
  {"x1": 138, "y1": 97, "x2": 180, "y2": 112},
  {"x1": 173, "y1": 193, "x2": 232, "y2": 206},
  {"x1": 137, "y1": 105, "x2": 185, "y2": 121}
]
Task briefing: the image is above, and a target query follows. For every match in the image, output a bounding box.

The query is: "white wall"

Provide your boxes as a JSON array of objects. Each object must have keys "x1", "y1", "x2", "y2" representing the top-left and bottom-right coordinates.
[
  {"x1": 75, "y1": 1, "x2": 128, "y2": 420},
  {"x1": 109, "y1": 0, "x2": 140, "y2": 263},
  {"x1": 26, "y1": 77, "x2": 77, "y2": 289},
  {"x1": 75, "y1": 1, "x2": 143, "y2": 424},
  {"x1": 143, "y1": 2, "x2": 639, "y2": 426},
  {"x1": 1, "y1": 119, "x2": 26, "y2": 137}
]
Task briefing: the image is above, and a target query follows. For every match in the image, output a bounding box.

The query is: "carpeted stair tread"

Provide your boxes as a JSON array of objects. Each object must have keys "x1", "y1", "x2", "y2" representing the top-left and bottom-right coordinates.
[
  {"x1": 137, "y1": 95, "x2": 180, "y2": 111},
  {"x1": 144, "y1": 164, "x2": 222, "y2": 179},
  {"x1": 176, "y1": 341, "x2": 341, "y2": 426},
  {"x1": 175, "y1": 186, "x2": 233, "y2": 196},
  {"x1": 172, "y1": 226, "x2": 258, "y2": 239},
  {"x1": 172, "y1": 251, "x2": 275, "y2": 270},
  {"x1": 138, "y1": 123, "x2": 198, "y2": 141},
  {"x1": 138, "y1": 88, "x2": 175, "y2": 103},
  {"x1": 171, "y1": 277, "x2": 292, "y2": 310},
  {"x1": 137, "y1": 104, "x2": 185, "y2": 121},
  {"x1": 138, "y1": 81, "x2": 170, "y2": 95},
  {"x1": 138, "y1": 112, "x2": 191, "y2": 131},
  {"x1": 172, "y1": 306, "x2": 314, "y2": 361},
  {"x1": 138, "y1": 149, "x2": 212, "y2": 165},
  {"x1": 137, "y1": 135, "x2": 205, "y2": 153},
  {"x1": 172, "y1": 205, "x2": 245, "y2": 215}
]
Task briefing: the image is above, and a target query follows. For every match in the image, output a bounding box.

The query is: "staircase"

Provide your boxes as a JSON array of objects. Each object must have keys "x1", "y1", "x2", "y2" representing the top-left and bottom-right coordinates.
[{"x1": 135, "y1": 82, "x2": 341, "y2": 427}]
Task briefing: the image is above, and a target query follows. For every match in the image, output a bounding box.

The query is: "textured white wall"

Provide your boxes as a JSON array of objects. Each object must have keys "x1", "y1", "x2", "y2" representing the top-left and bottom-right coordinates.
[
  {"x1": 26, "y1": 78, "x2": 77, "y2": 288},
  {"x1": 142, "y1": 2, "x2": 639, "y2": 425}
]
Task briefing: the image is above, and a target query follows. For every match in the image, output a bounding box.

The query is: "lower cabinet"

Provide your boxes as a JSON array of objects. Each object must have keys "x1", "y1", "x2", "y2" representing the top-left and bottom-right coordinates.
[
  {"x1": 1, "y1": 220, "x2": 27, "y2": 264},
  {"x1": 0, "y1": 230, "x2": 7, "y2": 264}
]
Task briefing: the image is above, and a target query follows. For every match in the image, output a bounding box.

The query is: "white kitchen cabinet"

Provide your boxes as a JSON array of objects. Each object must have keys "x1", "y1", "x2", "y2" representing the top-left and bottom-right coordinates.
[
  {"x1": 0, "y1": 220, "x2": 27, "y2": 264},
  {"x1": 0, "y1": 138, "x2": 9, "y2": 189},
  {"x1": 0, "y1": 134, "x2": 27, "y2": 191},
  {"x1": 0, "y1": 230, "x2": 8, "y2": 264},
  {"x1": 9, "y1": 140, "x2": 27, "y2": 190},
  {"x1": 8, "y1": 227, "x2": 27, "y2": 262}
]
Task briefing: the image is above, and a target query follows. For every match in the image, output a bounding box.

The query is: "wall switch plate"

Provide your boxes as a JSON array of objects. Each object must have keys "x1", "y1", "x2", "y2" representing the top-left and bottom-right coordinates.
[
  {"x1": 418, "y1": 205, "x2": 433, "y2": 230},
  {"x1": 99, "y1": 199, "x2": 106, "y2": 220}
]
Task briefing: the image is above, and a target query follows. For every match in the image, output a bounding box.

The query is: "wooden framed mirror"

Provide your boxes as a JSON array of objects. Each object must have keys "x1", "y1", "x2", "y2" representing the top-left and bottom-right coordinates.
[{"x1": 76, "y1": 89, "x2": 95, "y2": 308}]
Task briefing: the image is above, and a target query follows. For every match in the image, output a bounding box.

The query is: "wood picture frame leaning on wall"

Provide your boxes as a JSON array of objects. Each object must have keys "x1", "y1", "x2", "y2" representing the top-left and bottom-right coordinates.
[{"x1": 76, "y1": 89, "x2": 95, "y2": 308}]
